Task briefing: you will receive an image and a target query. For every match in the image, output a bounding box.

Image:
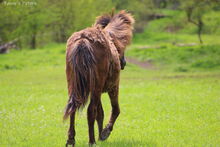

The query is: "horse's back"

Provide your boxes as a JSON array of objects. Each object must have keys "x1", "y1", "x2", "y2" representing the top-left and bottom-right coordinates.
[{"x1": 66, "y1": 27, "x2": 121, "y2": 92}]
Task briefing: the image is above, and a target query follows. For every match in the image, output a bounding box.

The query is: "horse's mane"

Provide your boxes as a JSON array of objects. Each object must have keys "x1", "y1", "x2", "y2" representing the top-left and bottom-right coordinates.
[
  {"x1": 95, "y1": 14, "x2": 112, "y2": 28},
  {"x1": 95, "y1": 10, "x2": 134, "y2": 53}
]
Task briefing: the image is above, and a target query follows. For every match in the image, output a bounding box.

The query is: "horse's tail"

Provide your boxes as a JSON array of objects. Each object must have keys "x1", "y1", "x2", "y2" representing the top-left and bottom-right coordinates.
[{"x1": 63, "y1": 39, "x2": 96, "y2": 120}]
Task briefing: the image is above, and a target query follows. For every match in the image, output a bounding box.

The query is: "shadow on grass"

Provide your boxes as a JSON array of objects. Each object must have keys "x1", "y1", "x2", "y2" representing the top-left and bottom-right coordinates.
[{"x1": 98, "y1": 139, "x2": 156, "y2": 147}]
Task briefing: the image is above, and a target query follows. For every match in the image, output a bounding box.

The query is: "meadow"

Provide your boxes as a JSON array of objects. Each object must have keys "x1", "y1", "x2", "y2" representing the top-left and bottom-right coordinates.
[
  {"x1": 0, "y1": 41, "x2": 220, "y2": 146},
  {"x1": 1, "y1": 7, "x2": 220, "y2": 147}
]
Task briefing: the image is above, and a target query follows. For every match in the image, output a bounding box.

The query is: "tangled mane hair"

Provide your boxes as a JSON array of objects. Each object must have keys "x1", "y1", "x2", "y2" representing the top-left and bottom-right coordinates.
[{"x1": 95, "y1": 10, "x2": 135, "y2": 56}]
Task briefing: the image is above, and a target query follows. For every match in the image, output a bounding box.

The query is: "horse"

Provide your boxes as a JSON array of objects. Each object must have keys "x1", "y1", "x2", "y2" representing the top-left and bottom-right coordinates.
[{"x1": 64, "y1": 10, "x2": 134, "y2": 146}]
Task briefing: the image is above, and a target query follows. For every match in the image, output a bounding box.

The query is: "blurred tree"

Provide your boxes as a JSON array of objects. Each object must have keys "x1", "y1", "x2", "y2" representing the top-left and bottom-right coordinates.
[
  {"x1": 1, "y1": 0, "x2": 219, "y2": 49},
  {"x1": 153, "y1": 0, "x2": 167, "y2": 8},
  {"x1": 0, "y1": 0, "x2": 113, "y2": 48},
  {"x1": 49, "y1": 0, "x2": 113, "y2": 43},
  {"x1": 167, "y1": 0, "x2": 180, "y2": 9},
  {"x1": 182, "y1": 0, "x2": 216, "y2": 44},
  {"x1": 0, "y1": 0, "x2": 52, "y2": 49},
  {"x1": 0, "y1": 2, "x2": 20, "y2": 45}
]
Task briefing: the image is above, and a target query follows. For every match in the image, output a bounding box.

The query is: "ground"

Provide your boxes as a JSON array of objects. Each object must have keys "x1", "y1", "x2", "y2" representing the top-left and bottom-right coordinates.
[{"x1": 0, "y1": 44, "x2": 219, "y2": 146}]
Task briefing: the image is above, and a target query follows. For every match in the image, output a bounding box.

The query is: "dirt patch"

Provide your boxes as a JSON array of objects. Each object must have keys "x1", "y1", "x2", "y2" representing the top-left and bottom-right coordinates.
[
  {"x1": 153, "y1": 74, "x2": 220, "y2": 80},
  {"x1": 126, "y1": 57, "x2": 155, "y2": 69}
]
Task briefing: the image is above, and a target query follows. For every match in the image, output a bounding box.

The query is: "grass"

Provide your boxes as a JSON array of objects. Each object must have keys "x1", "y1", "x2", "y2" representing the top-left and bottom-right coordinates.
[
  {"x1": 126, "y1": 44, "x2": 220, "y2": 72},
  {"x1": 0, "y1": 44, "x2": 220, "y2": 146}
]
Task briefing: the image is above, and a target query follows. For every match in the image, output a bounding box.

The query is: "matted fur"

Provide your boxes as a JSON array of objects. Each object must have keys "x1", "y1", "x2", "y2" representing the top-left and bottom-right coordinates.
[{"x1": 64, "y1": 10, "x2": 134, "y2": 119}]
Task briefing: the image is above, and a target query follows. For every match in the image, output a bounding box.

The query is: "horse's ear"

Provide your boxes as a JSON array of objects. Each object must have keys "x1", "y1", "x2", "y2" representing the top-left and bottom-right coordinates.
[
  {"x1": 94, "y1": 14, "x2": 112, "y2": 29},
  {"x1": 111, "y1": 8, "x2": 115, "y2": 17}
]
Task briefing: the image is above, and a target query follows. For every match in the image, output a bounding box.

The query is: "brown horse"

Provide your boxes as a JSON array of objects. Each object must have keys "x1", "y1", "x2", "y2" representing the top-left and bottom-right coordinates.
[{"x1": 64, "y1": 10, "x2": 134, "y2": 146}]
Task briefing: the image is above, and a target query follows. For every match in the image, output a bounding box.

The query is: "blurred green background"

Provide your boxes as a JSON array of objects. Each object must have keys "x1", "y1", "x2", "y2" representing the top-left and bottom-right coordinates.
[
  {"x1": 0, "y1": 0, "x2": 220, "y2": 48},
  {"x1": 0, "y1": 0, "x2": 220, "y2": 146}
]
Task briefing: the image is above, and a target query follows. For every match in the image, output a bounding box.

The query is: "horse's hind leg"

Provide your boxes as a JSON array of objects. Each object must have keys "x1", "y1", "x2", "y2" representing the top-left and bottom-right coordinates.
[
  {"x1": 96, "y1": 100, "x2": 104, "y2": 140},
  {"x1": 66, "y1": 111, "x2": 76, "y2": 147},
  {"x1": 87, "y1": 90, "x2": 101, "y2": 145},
  {"x1": 101, "y1": 86, "x2": 120, "y2": 141}
]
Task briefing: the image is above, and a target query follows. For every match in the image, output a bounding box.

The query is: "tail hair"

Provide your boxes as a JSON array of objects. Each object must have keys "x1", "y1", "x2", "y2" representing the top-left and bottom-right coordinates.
[{"x1": 63, "y1": 40, "x2": 96, "y2": 120}]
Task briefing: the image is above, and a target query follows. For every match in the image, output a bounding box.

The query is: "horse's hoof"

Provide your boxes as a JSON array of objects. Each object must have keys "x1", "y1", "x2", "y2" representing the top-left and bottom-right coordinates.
[
  {"x1": 65, "y1": 143, "x2": 75, "y2": 147},
  {"x1": 89, "y1": 143, "x2": 96, "y2": 147},
  {"x1": 100, "y1": 127, "x2": 111, "y2": 141},
  {"x1": 66, "y1": 139, "x2": 75, "y2": 147}
]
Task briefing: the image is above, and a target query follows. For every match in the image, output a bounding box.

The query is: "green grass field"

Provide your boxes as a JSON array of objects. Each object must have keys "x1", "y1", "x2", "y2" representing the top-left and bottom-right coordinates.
[{"x1": 0, "y1": 43, "x2": 219, "y2": 146}]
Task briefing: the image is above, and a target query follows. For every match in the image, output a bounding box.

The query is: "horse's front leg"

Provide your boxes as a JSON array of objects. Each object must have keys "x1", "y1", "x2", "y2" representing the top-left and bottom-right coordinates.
[
  {"x1": 66, "y1": 111, "x2": 76, "y2": 147},
  {"x1": 87, "y1": 91, "x2": 101, "y2": 145},
  {"x1": 100, "y1": 85, "x2": 120, "y2": 141}
]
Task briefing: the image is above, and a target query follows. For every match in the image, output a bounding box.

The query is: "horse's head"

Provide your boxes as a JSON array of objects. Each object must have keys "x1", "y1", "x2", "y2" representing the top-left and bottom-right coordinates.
[
  {"x1": 106, "y1": 10, "x2": 134, "y2": 70},
  {"x1": 120, "y1": 54, "x2": 126, "y2": 70}
]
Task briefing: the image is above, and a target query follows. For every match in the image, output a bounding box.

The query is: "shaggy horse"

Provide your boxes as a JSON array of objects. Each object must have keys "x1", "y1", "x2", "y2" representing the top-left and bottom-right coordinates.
[{"x1": 64, "y1": 10, "x2": 134, "y2": 146}]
